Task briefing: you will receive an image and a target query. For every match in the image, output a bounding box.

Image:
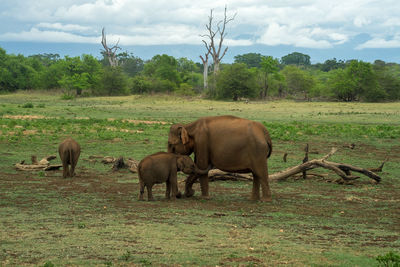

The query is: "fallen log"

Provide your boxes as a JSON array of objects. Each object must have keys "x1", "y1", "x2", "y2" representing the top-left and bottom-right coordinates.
[
  {"x1": 15, "y1": 155, "x2": 61, "y2": 171},
  {"x1": 208, "y1": 170, "x2": 253, "y2": 182},
  {"x1": 269, "y1": 148, "x2": 381, "y2": 183},
  {"x1": 207, "y1": 147, "x2": 382, "y2": 184},
  {"x1": 93, "y1": 156, "x2": 139, "y2": 172},
  {"x1": 112, "y1": 156, "x2": 139, "y2": 172}
]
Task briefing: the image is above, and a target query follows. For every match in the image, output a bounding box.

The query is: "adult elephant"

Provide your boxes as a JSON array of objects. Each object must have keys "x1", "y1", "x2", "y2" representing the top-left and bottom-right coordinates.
[{"x1": 167, "y1": 115, "x2": 272, "y2": 201}]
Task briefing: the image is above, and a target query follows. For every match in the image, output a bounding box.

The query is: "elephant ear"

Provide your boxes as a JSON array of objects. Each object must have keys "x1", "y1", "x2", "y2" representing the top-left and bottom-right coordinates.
[{"x1": 179, "y1": 126, "x2": 189, "y2": 144}]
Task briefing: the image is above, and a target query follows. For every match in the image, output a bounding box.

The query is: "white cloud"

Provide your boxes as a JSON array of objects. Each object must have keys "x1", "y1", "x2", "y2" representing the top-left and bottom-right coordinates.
[
  {"x1": 257, "y1": 23, "x2": 333, "y2": 49},
  {"x1": 356, "y1": 36, "x2": 400, "y2": 49},
  {"x1": 353, "y1": 16, "x2": 370, "y2": 28},
  {"x1": 0, "y1": 28, "x2": 99, "y2": 43},
  {"x1": 1, "y1": 0, "x2": 400, "y2": 50},
  {"x1": 37, "y1": 23, "x2": 92, "y2": 32}
]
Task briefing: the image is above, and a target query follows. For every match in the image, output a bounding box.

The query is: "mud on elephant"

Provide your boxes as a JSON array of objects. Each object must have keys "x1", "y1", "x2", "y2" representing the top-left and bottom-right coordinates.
[
  {"x1": 138, "y1": 152, "x2": 209, "y2": 201},
  {"x1": 168, "y1": 115, "x2": 272, "y2": 201},
  {"x1": 58, "y1": 138, "x2": 81, "y2": 178}
]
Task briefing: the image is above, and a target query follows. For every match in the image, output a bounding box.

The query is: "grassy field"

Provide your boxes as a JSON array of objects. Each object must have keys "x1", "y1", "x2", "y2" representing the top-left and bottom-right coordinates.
[{"x1": 0, "y1": 92, "x2": 399, "y2": 266}]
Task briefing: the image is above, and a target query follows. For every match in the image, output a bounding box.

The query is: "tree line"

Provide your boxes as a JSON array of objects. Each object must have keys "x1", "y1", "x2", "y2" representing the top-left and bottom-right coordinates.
[{"x1": 1, "y1": 47, "x2": 399, "y2": 102}]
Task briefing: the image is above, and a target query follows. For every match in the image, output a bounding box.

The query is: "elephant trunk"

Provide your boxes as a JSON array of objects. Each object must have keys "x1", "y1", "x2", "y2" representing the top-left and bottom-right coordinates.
[{"x1": 194, "y1": 164, "x2": 212, "y2": 175}]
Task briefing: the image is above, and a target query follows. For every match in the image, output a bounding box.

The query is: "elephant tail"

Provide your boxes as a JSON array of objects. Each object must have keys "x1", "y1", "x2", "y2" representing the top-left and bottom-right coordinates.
[
  {"x1": 265, "y1": 130, "x2": 272, "y2": 159},
  {"x1": 69, "y1": 148, "x2": 73, "y2": 164},
  {"x1": 137, "y1": 162, "x2": 145, "y2": 194}
]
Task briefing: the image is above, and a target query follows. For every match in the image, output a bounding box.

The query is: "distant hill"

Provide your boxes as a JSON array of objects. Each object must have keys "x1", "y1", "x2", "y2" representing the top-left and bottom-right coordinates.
[{"x1": 1, "y1": 41, "x2": 400, "y2": 64}]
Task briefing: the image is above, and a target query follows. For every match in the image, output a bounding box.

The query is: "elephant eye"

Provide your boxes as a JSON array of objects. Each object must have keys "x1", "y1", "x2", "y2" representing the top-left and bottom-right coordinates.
[{"x1": 168, "y1": 139, "x2": 180, "y2": 145}]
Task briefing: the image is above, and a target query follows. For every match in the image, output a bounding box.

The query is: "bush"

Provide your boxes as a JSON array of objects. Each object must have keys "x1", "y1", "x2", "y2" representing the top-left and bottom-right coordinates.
[
  {"x1": 175, "y1": 83, "x2": 195, "y2": 96},
  {"x1": 22, "y1": 103, "x2": 34, "y2": 108},
  {"x1": 376, "y1": 251, "x2": 400, "y2": 267},
  {"x1": 363, "y1": 87, "x2": 388, "y2": 102},
  {"x1": 215, "y1": 63, "x2": 258, "y2": 100},
  {"x1": 152, "y1": 78, "x2": 177, "y2": 93},
  {"x1": 130, "y1": 75, "x2": 153, "y2": 94},
  {"x1": 99, "y1": 67, "x2": 129, "y2": 96}
]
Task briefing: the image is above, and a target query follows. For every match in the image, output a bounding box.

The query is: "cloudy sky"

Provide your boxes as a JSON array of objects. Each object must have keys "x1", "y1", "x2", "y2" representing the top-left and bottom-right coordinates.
[{"x1": 1, "y1": 0, "x2": 400, "y2": 63}]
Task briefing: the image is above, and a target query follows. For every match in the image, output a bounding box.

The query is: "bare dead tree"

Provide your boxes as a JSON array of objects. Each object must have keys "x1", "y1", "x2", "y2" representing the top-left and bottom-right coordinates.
[
  {"x1": 101, "y1": 27, "x2": 121, "y2": 67},
  {"x1": 201, "y1": 6, "x2": 236, "y2": 75},
  {"x1": 199, "y1": 42, "x2": 211, "y2": 91}
]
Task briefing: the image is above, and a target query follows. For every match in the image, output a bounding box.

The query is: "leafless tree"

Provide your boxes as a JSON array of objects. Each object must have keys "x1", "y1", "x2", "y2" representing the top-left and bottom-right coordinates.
[
  {"x1": 199, "y1": 42, "x2": 211, "y2": 91},
  {"x1": 101, "y1": 27, "x2": 121, "y2": 67},
  {"x1": 200, "y1": 6, "x2": 236, "y2": 75}
]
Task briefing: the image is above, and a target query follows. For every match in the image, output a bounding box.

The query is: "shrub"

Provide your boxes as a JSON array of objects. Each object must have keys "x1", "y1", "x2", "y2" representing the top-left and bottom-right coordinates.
[
  {"x1": 215, "y1": 63, "x2": 258, "y2": 100},
  {"x1": 99, "y1": 67, "x2": 129, "y2": 96},
  {"x1": 130, "y1": 75, "x2": 153, "y2": 94},
  {"x1": 376, "y1": 251, "x2": 400, "y2": 267},
  {"x1": 22, "y1": 103, "x2": 34, "y2": 108},
  {"x1": 175, "y1": 83, "x2": 195, "y2": 96}
]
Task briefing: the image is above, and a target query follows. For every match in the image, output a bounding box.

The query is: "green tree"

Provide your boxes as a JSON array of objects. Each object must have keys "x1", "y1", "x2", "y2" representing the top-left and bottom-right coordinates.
[
  {"x1": 58, "y1": 73, "x2": 89, "y2": 98},
  {"x1": 216, "y1": 63, "x2": 258, "y2": 101},
  {"x1": 0, "y1": 52, "x2": 39, "y2": 91},
  {"x1": 144, "y1": 55, "x2": 180, "y2": 83},
  {"x1": 41, "y1": 60, "x2": 65, "y2": 90},
  {"x1": 56, "y1": 56, "x2": 92, "y2": 95},
  {"x1": 100, "y1": 67, "x2": 129, "y2": 96},
  {"x1": 176, "y1": 57, "x2": 202, "y2": 92},
  {"x1": 310, "y1": 69, "x2": 332, "y2": 99},
  {"x1": 281, "y1": 52, "x2": 311, "y2": 66},
  {"x1": 259, "y1": 56, "x2": 279, "y2": 99},
  {"x1": 271, "y1": 73, "x2": 287, "y2": 98},
  {"x1": 81, "y1": 54, "x2": 103, "y2": 93},
  {"x1": 29, "y1": 53, "x2": 60, "y2": 67},
  {"x1": 117, "y1": 52, "x2": 144, "y2": 76},
  {"x1": 329, "y1": 61, "x2": 381, "y2": 101},
  {"x1": 373, "y1": 60, "x2": 400, "y2": 100},
  {"x1": 130, "y1": 75, "x2": 153, "y2": 94},
  {"x1": 282, "y1": 65, "x2": 315, "y2": 100},
  {"x1": 234, "y1": 53, "x2": 263, "y2": 68}
]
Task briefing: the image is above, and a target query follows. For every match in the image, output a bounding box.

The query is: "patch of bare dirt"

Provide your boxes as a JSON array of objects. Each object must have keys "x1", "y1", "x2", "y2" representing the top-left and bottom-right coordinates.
[
  {"x1": 121, "y1": 119, "x2": 169, "y2": 125},
  {"x1": 221, "y1": 256, "x2": 263, "y2": 264},
  {"x1": 2, "y1": 115, "x2": 50, "y2": 120}
]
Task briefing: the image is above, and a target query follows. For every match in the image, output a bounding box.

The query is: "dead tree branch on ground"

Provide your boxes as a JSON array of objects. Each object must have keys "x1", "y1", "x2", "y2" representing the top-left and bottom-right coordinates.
[
  {"x1": 207, "y1": 147, "x2": 382, "y2": 184},
  {"x1": 15, "y1": 155, "x2": 61, "y2": 171}
]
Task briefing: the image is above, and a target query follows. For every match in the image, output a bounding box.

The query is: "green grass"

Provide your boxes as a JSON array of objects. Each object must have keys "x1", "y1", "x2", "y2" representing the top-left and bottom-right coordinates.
[{"x1": 0, "y1": 92, "x2": 399, "y2": 266}]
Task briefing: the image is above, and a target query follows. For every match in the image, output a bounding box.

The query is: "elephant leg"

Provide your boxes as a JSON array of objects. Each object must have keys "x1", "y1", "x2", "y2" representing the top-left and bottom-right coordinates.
[
  {"x1": 253, "y1": 161, "x2": 272, "y2": 202},
  {"x1": 138, "y1": 180, "x2": 145, "y2": 201},
  {"x1": 62, "y1": 162, "x2": 68, "y2": 178},
  {"x1": 147, "y1": 185, "x2": 154, "y2": 201},
  {"x1": 184, "y1": 174, "x2": 197, "y2": 197},
  {"x1": 70, "y1": 161, "x2": 76, "y2": 177},
  {"x1": 170, "y1": 183, "x2": 178, "y2": 201},
  {"x1": 199, "y1": 174, "x2": 210, "y2": 198},
  {"x1": 169, "y1": 173, "x2": 179, "y2": 201},
  {"x1": 251, "y1": 174, "x2": 261, "y2": 201},
  {"x1": 260, "y1": 162, "x2": 272, "y2": 202},
  {"x1": 165, "y1": 180, "x2": 171, "y2": 199}
]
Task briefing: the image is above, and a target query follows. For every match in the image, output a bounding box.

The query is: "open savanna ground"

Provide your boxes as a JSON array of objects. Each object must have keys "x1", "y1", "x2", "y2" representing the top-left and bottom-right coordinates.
[{"x1": 0, "y1": 92, "x2": 399, "y2": 266}]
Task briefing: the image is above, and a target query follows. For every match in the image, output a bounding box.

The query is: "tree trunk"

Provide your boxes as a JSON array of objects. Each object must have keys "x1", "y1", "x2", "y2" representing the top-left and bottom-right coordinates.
[{"x1": 203, "y1": 60, "x2": 208, "y2": 90}]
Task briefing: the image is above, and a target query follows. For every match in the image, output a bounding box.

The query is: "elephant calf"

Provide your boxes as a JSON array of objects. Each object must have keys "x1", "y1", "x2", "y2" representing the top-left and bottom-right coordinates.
[
  {"x1": 138, "y1": 152, "x2": 209, "y2": 201},
  {"x1": 58, "y1": 138, "x2": 81, "y2": 178}
]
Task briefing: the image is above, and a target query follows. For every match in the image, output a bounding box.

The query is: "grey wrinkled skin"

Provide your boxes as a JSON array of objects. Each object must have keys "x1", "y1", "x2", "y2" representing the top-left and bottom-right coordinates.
[
  {"x1": 138, "y1": 152, "x2": 208, "y2": 201},
  {"x1": 58, "y1": 138, "x2": 81, "y2": 178},
  {"x1": 168, "y1": 115, "x2": 272, "y2": 201}
]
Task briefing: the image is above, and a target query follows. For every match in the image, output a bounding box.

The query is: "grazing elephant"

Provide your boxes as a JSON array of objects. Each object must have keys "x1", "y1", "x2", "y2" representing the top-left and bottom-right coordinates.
[
  {"x1": 58, "y1": 138, "x2": 81, "y2": 178},
  {"x1": 138, "y1": 152, "x2": 209, "y2": 201},
  {"x1": 168, "y1": 115, "x2": 272, "y2": 201}
]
